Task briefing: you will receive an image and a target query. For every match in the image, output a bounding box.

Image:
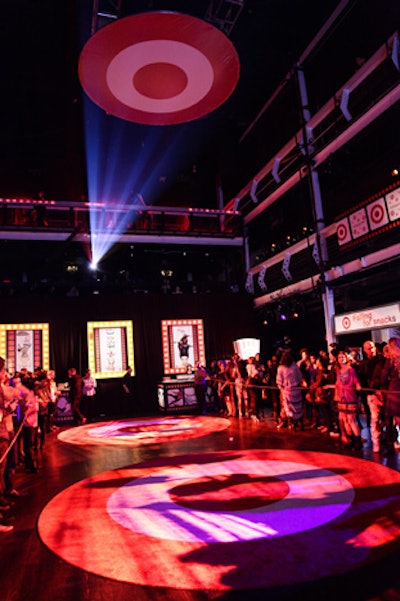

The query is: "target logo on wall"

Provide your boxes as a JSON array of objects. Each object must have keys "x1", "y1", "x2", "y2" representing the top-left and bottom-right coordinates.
[
  {"x1": 336, "y1": 217, "x2": 352, "y2": 246},
  {"x1": 341, "y1": 316, "x2": 351, "y2": 330},
  {"x1": 78, "y1": 12, "x2": 240, "y2": 125},
  {"x1": 366, "y1": 197, "x2": 389, "y2": 231}
]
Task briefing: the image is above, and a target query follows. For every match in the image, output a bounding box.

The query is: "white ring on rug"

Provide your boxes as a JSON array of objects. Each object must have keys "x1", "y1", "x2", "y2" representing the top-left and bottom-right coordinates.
[
  {"x1": 87, "y1": 418, "x2": 201, "y2": 440},
  {"x1": 107, "y1": 458, "x2": 354, "y2": 542}
]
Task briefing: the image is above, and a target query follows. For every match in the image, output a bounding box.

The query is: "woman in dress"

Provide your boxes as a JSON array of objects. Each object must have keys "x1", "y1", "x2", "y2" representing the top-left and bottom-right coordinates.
[
  {"x1": 276, "y1": 351, "x2": 304, "y2": 430},
  {"x1": 334, "y1": 348, "x2": 362, "y2": 450}
]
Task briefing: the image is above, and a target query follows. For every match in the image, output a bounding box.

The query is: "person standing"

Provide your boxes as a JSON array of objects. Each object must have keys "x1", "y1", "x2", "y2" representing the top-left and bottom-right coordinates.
[
  {"x1": 311, "y1": 356, "x2": 333, "y2": 432},
  {"x1": 358, "y1": 340, "x2": 385, "y2": 452},
  {"x1": 276, "y1": 351, "x2": 304, "y2": 430},
  {"x1": 246, "y1": 356, "x2": 262, "y2": 420},
  {"x1": 334, "y1": 348, "x2": 363, "y2": 450},
  {"x1": 68, "y1": 368, "x2": 86, "y2": 425},
  {"x1": 82, "y1": 369, "x2": 97, "y2": 422},
  {"x1": 46, "y1": 370, "x2": 60, "y2": 431},
  {"x1": 35, "y1": 378, "x2": 50, "y2": 450},
  {"x1": 122, "y1": 366, "x2": 135, "y2": 415},
  {"x1": 357, "y1": 340, "x2": 380, "y2": 429},
  {"x1": 2, "y1": 372, "x2": 22, "y2": 499},
  {"x1": 265, "y1": 355, "x2": 280, "y2": 423},
  {"x1": 381, "y1": 337, "x2": 400, "y2": 456},
  {"x1": 194, "y1": 362, "x2": 208, "y2": 415},
  {"x1": 0, "y1": 359, "x2": 15, "y2": 532},
  {"x1": 233, "y1": 355, "x2": 248, "y2": 419},
  {"x1": 13, "y1": 374, "x2": 39, "y2": 473}
]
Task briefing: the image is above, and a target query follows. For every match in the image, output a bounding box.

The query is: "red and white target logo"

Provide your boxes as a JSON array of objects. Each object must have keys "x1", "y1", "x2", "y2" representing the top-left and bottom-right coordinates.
[
  {"x1": 366, "y1": 198, "x2": 389, "y2": 231},
  {"x1": 342, "y1": 316, "x2": 351, "y2": 330},
  {"x1": 78, "y1": 12, "x2": 240, "y2": 125},
  {"x1": 336, "y1": 218, "x2": 351, "y2": 246}
]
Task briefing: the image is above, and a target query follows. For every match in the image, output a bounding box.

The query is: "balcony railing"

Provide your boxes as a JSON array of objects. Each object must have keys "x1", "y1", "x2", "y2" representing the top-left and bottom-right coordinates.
[{"x1": 0, "y1": 197, "x2": 243, "y2": 243}]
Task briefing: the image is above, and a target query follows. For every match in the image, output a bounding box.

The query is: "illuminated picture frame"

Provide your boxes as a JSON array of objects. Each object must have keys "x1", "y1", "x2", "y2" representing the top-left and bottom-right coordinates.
[
  {"x1": 87, "y1": 320, "x2": 135, "y2": 379},
  {"x1": 0, "y1": 323, "x2": 50, "y2": 375},
  {"x1": 161, "y1": 319, "x2": 206, "y2": 375}
]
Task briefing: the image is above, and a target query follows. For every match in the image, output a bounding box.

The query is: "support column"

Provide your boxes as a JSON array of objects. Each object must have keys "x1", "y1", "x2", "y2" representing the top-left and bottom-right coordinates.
[
  {"x1": 322, "y1": 287, "x2": 336, "y2": 348},
  {"x1": 297, "y1": 65, "x2": 332, "y2": 344}
]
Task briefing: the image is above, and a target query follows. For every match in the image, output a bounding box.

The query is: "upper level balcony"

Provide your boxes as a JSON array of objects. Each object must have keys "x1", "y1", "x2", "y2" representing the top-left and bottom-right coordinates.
[{"x1": 0, "y1": 197, "x2": 243, "y2": 248}]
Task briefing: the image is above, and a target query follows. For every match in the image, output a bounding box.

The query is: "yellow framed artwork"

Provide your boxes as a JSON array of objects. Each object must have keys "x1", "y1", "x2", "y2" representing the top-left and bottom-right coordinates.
[
  {"x1": 0, "y1": 323, "x2": 50, "y2": 374},
  {"x1": 87, "y1": 320, "x2": 135, "y2": 379}
]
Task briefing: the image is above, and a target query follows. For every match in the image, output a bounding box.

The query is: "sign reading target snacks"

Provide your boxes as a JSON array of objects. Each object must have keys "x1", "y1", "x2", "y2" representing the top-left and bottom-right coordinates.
[{"x1": 334, "y1": 303, "x2": 400, "y2": 335}]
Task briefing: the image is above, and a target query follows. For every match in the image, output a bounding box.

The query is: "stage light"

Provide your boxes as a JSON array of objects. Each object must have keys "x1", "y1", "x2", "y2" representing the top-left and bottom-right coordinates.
[
  {"x1": 161, "y1": 269, "x2": 173, "y2": 277},
  {"x1": 83, "y1": 95, "x2": 208, "y2": 267},
  {"x1": 90, "y1": 261, "x2": 98, "y2": 271}
]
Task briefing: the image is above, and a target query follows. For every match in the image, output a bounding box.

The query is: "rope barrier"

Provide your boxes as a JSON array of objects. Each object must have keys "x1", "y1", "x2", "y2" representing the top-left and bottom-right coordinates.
[
  {"x1": 0, "y1": 419, "x2": 24, "y2": 465},
  {"x1": 207, "y1": 378, "x2": 400, "y2": 396}
]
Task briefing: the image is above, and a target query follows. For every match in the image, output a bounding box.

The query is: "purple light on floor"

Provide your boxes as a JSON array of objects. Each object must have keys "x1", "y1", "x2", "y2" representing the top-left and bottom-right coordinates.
[{"x1": 106, "y1": 459, "x2": 354, "y2": 543}]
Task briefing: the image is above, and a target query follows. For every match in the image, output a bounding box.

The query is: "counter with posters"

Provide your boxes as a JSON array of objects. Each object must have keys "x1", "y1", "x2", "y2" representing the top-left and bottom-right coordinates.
[{"x1": 158, "y1": 378, "x2": 198, "y2": 413}]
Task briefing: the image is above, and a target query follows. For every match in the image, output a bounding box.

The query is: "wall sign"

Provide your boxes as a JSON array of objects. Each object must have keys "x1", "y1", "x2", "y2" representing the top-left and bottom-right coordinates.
[{"x1": 334, "y1": 303, "x2": 400, "y2": 335}]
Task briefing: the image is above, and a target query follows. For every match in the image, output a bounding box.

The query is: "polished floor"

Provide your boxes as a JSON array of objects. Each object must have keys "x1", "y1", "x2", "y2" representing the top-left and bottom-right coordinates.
[{"x1": 2, "y1": 410, "x2": 400, "y2": 601}]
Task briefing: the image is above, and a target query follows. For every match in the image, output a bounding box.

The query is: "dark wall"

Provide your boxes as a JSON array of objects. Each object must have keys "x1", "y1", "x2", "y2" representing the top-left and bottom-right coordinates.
[{"x1": 0, "y1": 292, "x2": 256, "y2": 415}]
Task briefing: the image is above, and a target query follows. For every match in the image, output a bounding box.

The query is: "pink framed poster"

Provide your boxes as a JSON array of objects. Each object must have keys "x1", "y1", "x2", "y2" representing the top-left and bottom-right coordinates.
[{"x1": 161, "y1": 319, "x2": 206, "y2": 375}]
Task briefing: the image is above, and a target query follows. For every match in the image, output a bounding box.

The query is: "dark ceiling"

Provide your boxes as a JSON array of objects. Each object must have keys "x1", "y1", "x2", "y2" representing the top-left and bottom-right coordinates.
[
  {"x1": 4, "y1": 0, "x2": 397, "y2": 206},
  {"x1": 0, "y1": 0, "x2": 399, "y2": 296}
]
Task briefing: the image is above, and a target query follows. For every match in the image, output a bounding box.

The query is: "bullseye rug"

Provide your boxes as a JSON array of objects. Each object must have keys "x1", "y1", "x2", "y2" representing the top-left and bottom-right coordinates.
[
  {"x1": 57, "y1": 416, "x2": 230, "y2": 447},
  {"x1": 78, "y1": 12, "x2": 240, "y2": 125},
  {"x1": 37, "y1": 449, "x2": 400, "y2": 591}
]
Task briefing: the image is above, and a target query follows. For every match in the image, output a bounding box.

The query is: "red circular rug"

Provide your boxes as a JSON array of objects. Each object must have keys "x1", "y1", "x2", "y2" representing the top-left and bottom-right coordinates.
[
  {"x1": 78, "y1": 12, "x2": 240, "y2": 125},
  {"x1": 37, "y1": 449, "x2": 400, "y2": 590},
  {"x1": 57, "y1": 416, "x2": 230, "y2": 447}
]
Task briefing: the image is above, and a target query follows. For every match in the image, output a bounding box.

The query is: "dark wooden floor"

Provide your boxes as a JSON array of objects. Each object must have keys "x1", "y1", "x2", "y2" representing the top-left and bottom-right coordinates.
[{"x1": 2, "y1": 411, "x2": 400, "y2": 601}]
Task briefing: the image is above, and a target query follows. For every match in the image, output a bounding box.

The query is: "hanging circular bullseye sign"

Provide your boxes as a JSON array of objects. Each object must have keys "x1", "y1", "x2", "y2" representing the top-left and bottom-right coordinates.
[{"x1": 78, "y1": 12, "x2": 240, "y2": 125}]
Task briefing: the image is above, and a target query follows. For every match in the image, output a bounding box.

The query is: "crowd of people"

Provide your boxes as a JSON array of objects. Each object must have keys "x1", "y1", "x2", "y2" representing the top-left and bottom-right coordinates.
[
  {"x1": 1, "y1": 336, "x2": 400, "y2": 534},
  {"x1": 0, "y1": 361, "x2": 98, "y2": 533},
  {"x1": 203, "y1": 337, "x2": 400, "y2": 456}
]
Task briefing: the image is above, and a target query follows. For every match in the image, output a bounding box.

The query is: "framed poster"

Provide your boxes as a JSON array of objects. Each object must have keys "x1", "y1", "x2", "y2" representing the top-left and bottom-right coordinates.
[
  {"x1": 87, "y1": 320, "x2": 135, "y2": 379},
  {"x1": 161, "y1": 319, "x2": 206, "y2": 375},
  {"x1": 0, "y1": 323, "x2": 50, "y2": 375}
]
